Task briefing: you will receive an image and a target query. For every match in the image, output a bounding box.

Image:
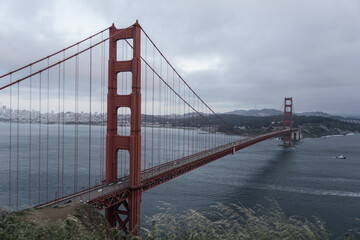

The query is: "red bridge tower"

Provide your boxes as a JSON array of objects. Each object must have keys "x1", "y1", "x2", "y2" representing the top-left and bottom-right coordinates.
[
  {"x1": 106, "y1": 21, "x2": 142, "y2": 235},
  {"x1": 283, "y1": 97, "x2": 293, "y2": 146}
]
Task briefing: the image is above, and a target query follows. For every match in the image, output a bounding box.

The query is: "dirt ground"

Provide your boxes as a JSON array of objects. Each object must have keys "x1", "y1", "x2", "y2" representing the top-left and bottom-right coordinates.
[{"x1": 22, "y1": 205, "x2": 77, "y2": 225}]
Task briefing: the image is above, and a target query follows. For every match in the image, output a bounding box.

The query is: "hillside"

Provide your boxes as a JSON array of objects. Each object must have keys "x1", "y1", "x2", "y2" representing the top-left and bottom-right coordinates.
[
  {"x1": 0, "y1": 204, "x2": 122, "y2": 240},
  {"x1": 218, "y1": 114, "x2": 360, "y2": 138},
  {"x1": 226, "y1": 108, "x2": 282, "y2": 117},
  {"x1": 144, "y1": 113, "x2": 360, "y2": 138},
  {"x1": 0, "y1": 202, "x2": 335, "y2": 240}
]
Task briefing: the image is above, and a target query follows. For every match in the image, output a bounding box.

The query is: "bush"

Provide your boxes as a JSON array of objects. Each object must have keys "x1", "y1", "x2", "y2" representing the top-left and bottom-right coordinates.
[{"x1": 139, "y1": 200, "x2": 330, "y2": 240}]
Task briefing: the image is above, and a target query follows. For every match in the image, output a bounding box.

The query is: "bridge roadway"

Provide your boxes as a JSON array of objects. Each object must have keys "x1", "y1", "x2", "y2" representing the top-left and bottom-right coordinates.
[{"x1": 35, "y1": 128, "x2": 295, "y2": 210}]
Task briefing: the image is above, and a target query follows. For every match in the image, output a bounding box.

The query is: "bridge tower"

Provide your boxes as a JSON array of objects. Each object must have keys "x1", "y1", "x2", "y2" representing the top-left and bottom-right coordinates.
[
  {"x1": 283, "y1": 97, "x2": 293, "y2": 146},
  {"x1": 106, "y1": 21, "x2": 142, "y2": 235}
]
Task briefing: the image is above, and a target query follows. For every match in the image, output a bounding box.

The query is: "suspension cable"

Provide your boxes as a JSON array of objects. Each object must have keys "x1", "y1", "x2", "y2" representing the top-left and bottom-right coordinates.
[
  {"x1": 140, "y1": 56, "x2": 233, "y2": 135},
  {"x1": 140, "y1": 27, "x2": 234, "y2": 131},
  {"x1": 0, "y1": 27, "x2": 109, "y2": 79},
  {"x1": 0, "y1": 25, "x2": 135, "y2": 90}
]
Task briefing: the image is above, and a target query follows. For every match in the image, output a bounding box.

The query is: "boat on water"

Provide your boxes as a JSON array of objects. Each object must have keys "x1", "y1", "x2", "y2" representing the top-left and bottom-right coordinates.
[{"x1": 336, "y1": 155, "x2": 346, "y2": 159}]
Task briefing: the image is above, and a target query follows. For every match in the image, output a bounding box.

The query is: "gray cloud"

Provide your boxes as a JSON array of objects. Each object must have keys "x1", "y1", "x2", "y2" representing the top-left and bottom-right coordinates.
[{"x1": 1, "y1": 0, "x2": 359, "y2": 115}]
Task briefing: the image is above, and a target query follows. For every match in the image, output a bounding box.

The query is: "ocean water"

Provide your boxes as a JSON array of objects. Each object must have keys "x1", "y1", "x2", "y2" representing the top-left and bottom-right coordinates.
[
  {"x1": 0, "y1": 121, "x2": 359, "y2": 238},
  {"x1": 141, "y1": 134, "x2": 360, "y2": 239},
  {"x1": 0, "y1": 122, "x2": 234, "y2": 207}
]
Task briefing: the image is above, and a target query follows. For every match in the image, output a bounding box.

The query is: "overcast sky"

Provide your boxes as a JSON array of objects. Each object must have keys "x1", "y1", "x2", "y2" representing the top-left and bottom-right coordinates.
[{"x1": 0, "y1": 0, "x2": 359, "y2": 115}]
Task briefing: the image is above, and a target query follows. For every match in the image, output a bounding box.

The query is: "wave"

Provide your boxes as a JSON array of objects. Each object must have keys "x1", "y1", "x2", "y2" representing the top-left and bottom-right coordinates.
[
  {"x1": 247, "y1": 183, "x2": 360, "y2": 198},
  {"x1": 294, "y1": 176, "x2": 360, "y2": 184}
]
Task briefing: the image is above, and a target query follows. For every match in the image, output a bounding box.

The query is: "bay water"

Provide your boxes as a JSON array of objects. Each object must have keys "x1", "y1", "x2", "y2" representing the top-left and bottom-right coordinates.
[{"x1": 0, "y1": 122, "x2": 359, "y2": 238}]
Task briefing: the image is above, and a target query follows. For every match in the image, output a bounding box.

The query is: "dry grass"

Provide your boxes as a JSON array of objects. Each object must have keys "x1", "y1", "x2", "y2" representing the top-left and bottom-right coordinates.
[
  {"x1": 0, "y1": 204, "x2": 122, "y2": 240},
  {"x1": 1, "y1": 201, "x2": 358, "y2": 239},
  {"x1": 139, "y1": 200, "x2": 331, "y2": 240}
]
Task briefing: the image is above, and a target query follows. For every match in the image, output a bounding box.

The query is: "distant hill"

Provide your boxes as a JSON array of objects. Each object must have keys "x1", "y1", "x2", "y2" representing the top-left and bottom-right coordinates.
[
  {"x1": 226, "y1": 109, "x2": 282, "y2": 117},
  {"x1": 141, "y1": 111, "x2": 360, "y2": 138},
  {"x1": 297, "y1": 111, "x2": 332, "y2": 118},
  {"x1": 226, "y1": 109, "x2": 336, "y2": 118},
  {"x1": 226, "y1": 109, "x2": 360, "y2": 121},
  {"x1": 217, "y1": 114, "x2": 360, "y2": 138}
]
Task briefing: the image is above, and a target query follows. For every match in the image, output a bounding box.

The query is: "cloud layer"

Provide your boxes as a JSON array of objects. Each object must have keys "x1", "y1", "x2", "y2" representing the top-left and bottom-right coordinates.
[{"x1": 1, "y1": 0, "x2": 359, "y2": 115}]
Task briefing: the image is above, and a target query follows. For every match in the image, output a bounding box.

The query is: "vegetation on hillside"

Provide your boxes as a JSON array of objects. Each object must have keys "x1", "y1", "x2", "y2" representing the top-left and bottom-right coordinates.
[
  {"x1": 0, "y1": 204, "x2": 122, "y2": 240},
  {"x1": 140, "y1": 201, "x2": 330, "y2": 240},
  {"x1": 1, "y1": 201, "x2": 358, "y2": 239},
  {"x1": 142, "y1": 113, "x2": 360, "y2": 138},
  {"x1": 207, "y1": 114, "x2": 360, "y2": 137}
]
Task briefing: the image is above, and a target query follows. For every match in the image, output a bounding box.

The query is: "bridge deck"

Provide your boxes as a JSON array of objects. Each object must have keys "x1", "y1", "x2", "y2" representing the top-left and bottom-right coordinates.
[{"x1": 35, "y1": 128, "x2": 295, "y2": 209}]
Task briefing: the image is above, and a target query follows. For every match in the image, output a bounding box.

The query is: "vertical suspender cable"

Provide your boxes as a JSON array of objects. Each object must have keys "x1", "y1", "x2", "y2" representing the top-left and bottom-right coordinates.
[
  {"x1": 188, "y1": 87, "x2": 190, "y2": 155},
  {"x1": 197, "y1": 98, "x2": 200, "y2": 152},
  {"x1": 185, "y1": 86, "x2": 187, "y2": 155},
  {"x1": 195, "y1": 98, "x2": 198, "y2": 152},
  {"x1": 210, "y1": 110, "x2": 212, "y2": 148},
  {"x1": 165, "y1": 63, "x2": 169, "y2": 162},
  {"x1": 74, "y1": 46, "x2": 77, "y2": 192},
  {"x1": 201, "y1": 104, "x2": 205, "y2": 150},
  {"x1": 194, "y1": 98, "x2": 197, "y2": 152},
  {"x1": 62, "y1": 51, "x2": 65, "y2": 196},
  {"x1": 192, "y1": 92, "x2": 194, "y2": 154},
  {"x1": 182, "y1": 83, "x2": 184, "y2": 157},
  {"x1": 100, "y1": 35, "x2": 105, "y2": 182},
  {"x1": 202, "y1": 102, "x2": 204, "y2": 150},
  {"x1": 158, "y1": 56, "x2": 161, "y2": 165},
  {"x1": 207, "y1": 109, "x2": 210, "y2": 149},
  {"x1": 120, "y1": 42, "x2": 124, "y2": 177},
  {"x1": 29, "y1": 66, "x2": 32, "y2": 205},
  {"x1": 16, "y1": 80, "x2": 19, "y2": 211},
  {"x1": 176, "y1": 76, "x2": 179, "y2": 158},
  {"x1": 171, "y1": 71, "x2": 175, "y2": 161},
  {"x1": 178, "y1": 76, "x2": 181, "y2": 159},
  {"x1": 210, "y1": 109, "x2": 212, "y2": 148},
  {"x1": 125, "y1": 42, "x2": 128, "y2": 175},
  {"x1": 144, "y1": 36, "x2": 147, "y2": 169},
  {"x1": 9, "y1": 74, "x2": 12, "y2": 209},
  {"x1": 183, "y1": 82, "x2": 185, "y2": 157},
  {"x1": 46, "y1": 58, "x2": 50, "y2": 202},
  {"x1": 99, "y1": 37, "x2": 103, "y2": 183},
  {"x1": 75, "y1": 44, "x2": 79, "y2": 193},
  {"x1": 89, "y1": 39, "x2": 92, "y2": 193},
  {"x1": 200, "y1": 99, "x2": 202, "y2": 150},
  {"x1": 57, "y1": 64, "x2": 61, "y2": 198},
  {"x1": 38, "y1": 73, "x2": 42, "y2": 204},
  {"x1": 151, "y1": 47, "x2": 154, "y2": 170}
]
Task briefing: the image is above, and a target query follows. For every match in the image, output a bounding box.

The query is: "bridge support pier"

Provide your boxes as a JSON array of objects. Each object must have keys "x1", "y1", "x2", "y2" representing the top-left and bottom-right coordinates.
[
  {"x1": 283, "y1": 97, "x2": 293, "y2": 147},
  {"x1": 105, "y1": 201, "x2": 129, "y2": 233},
  {"x1": 105, "y1": 21, "x2": 142, "y2": 236},
  {"x1": 128, "y1": 188, "x2": 141, "y2": 233}
]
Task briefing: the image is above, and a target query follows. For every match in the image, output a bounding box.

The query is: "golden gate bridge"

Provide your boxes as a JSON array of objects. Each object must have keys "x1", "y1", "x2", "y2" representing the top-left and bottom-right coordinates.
[{"x1": 0, "y1": 21, "x2": 296, "y2": 237}]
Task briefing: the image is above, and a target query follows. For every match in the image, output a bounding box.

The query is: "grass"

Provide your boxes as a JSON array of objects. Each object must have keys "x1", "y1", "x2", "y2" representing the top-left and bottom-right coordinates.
[
  {"x1": 137, "y1": 200, "x2": 331, "y2": 240},
  {"x1": 0, "y1": 201, "x2": 358, "y2": 239},
  {"x1": 0, "y1": 205, "x2": 121, "y2": 240}
]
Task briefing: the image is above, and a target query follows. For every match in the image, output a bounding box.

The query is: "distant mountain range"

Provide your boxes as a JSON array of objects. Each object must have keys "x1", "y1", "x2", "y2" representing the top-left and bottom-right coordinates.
[
  {"x1": 225, "y1": 108, "x2": 358, "y2": 119},
  {"x1": 225, "y1": 109, "x2": 282, "y2": 117},
  {"x1": 297, "y1": 111, "x2": 333, "y2": 118}
]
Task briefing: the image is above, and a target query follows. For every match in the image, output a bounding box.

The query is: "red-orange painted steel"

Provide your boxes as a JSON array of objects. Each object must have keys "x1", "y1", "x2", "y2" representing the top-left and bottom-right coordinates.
[
  {"x1": 88, "y1": 129, "x2": 297, "y2": 212},
  {"x1": 105, "y1": 21, "x2": 142, "y2": 236},
  {"x1": 283, "y1": 97, "x2": 293, "y2": 146}
]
